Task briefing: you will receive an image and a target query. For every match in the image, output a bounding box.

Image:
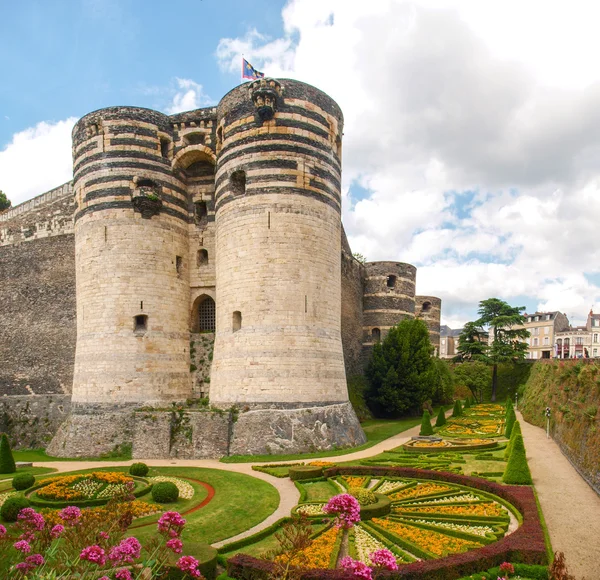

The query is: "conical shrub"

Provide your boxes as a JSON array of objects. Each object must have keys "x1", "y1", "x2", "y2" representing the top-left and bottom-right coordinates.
[
  {"x1": 0, "y1": 433, "x2": 16, "y2": 474},
  {"x1": 504, "y1": 420, "x2": 522, "y2": 459},
  {"x1": 505, "y1": 406, "x2": 516, "y2": 438},
  {"x1": 452, "y1": 399, "x2": 463, "y2": 418},
  {"x1": 420, "y1": 410, "x2": 434, "y2": 436},
  {"x1": 502, "y1": 434, "x2": 532, "y2": 485},
  {"x1": 464, "y1": 397, "x2": 471, "y2": 409},
  {"x1": 435, "y1": 406, "x2": 447, "y2": 427}
]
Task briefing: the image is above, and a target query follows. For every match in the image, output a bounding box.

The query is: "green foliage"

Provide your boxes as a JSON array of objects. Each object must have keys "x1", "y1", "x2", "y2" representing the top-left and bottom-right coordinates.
[
  {"x1": 347, "y1": 375, "x2": 373, "y2": 421},
  {"x1": 455, "y1": 321, "x2": 489, "y2": 362},
  {"x1": 152, "y1": 481, "x2": 179, "y2": 503},
  {"x1": 0, "y1": 191, "x2": 11, "y2": 212},
  {"x1": 463, "y1": 397, "x2": 471, "y2": 409},
  {"x1": 502, "y1": 434, "x2": 532, "y2": 484},
  {"x1": 419, "y1": 410, "x2": 434, "y2": 435},
  {"x1": 348, "y1": 487, "x2": 377, "y2": 505},
  {"x1": 352, "y1": 252, "x2": 366, "y2": 264},
  {"x1": 435, "y1": 406, "x2": 447, "y2": 427},
  {"x1": 288, "y1": 466, "x2": 323, "y2": 481},
  {"x1": 431, "y1": 358, "x2": 455, "y2": 404},
  {"x1": 1, "y1": 496, "x2": 30, "y2": 522},
  {"x1": 129, "y1": 462, "x2": 150, "y2": 476},
  {"x1": 453, "y1": 361, "x2": 491, "y2": 403},
  {"x1": 0, "y1": 433, "x2": 16, "y2": 474},
  {"x1": 12, "y1": 473, "x2": 35, "y2": 491},
  {"x1": 452, "y1": 399, "x2": 463, "y2": 417},
  {"x1": 504, "y1": 420, "x2": 522, "y2": 459},
  {"x1": 365, "y1": 319, "x2": 437, "y2": 417},
  {"x1": 505, "y1": 405, "x2": 516, "y2": 438}
]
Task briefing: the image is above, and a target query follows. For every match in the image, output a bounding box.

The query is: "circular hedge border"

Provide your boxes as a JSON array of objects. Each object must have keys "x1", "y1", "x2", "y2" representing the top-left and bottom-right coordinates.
[
  {"x1": 358, "y1": 492, "x2": 391, "y2": 520},
  {"x1": 289, "y1": 466, "x2": 324, "y2": 481}
]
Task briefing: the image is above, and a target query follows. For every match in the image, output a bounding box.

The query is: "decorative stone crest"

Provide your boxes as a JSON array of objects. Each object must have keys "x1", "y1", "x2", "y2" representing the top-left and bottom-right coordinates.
[
  {"x1": 131, "y1": 184, "x2": 162, "y2": 219},
  {"x1": 248, "y1": 78, "x2": 283, "y2": 123}
]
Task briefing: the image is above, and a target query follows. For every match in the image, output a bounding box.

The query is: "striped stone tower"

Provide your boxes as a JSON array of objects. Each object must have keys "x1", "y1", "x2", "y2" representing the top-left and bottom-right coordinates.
[
  {"x1": 210, "y1": 79, "x2": 365, "y2": 454},
  {"x1": 416, "y1": 295, "x2": 442, "y2": 354}
]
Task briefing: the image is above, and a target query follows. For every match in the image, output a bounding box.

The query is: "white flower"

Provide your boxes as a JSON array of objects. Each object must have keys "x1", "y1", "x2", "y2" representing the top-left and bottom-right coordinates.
[{"x1": 149, "y1": 476, "x2": 194, "y2": 499}]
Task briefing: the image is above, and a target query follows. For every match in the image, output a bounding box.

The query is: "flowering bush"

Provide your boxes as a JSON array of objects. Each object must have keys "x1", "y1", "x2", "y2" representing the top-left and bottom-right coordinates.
[{"x1": 322, "y1": 494, "x2": 361, "y2": 529}]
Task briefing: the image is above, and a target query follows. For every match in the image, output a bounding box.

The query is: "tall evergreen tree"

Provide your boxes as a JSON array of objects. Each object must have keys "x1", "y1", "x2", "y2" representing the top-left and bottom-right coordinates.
[
  {"x1": 0, "y1": 433, "x2": 16, "y2": 474},
  {"x1": 365, "y1": 319, "x2": 436, "y2": 417},
  {"x1": 455, "y1": 321, "x2": 489, "y2": 362}
]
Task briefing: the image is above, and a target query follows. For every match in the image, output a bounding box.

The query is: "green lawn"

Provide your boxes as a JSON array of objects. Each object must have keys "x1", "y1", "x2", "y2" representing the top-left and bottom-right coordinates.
[
  {"x1": 13, "y1": 448, "x2": 131, "y2": 462},
  {"x1": 221, "y1": 406, "x2": 451, "y2": 464},
  {"x1": 0, "y1": 466, "x2": 56, "y2": 485}
]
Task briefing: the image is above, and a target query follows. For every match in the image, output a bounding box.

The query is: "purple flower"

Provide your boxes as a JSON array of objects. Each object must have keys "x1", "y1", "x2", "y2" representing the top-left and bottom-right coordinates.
[
  {"x1": 340, "y1": 556, "x2": 373, "y2": 580},
  {"x1": 177, "y1": 555, "x2": 202, "y2": 578},
  {"x1": 59, "y1": 506, "x2": 82, "y2": 524},
  {"x1": 14, "y1": 540, "x2": 32, "y2": 554},
  {"x1": 166, "y1": 538, "x2": 183, "y2": 554},
  {"x1": 17, "y1": 508, "x2": 45, "y2": 531},
  {"x1": 369, "y1": 548, "x2": 398, "y2": 571},
  {"x1": 80, "y1": 545, "x2": 107, "y2": 566},
  {"x1": 50, "y1": 524, "x2": 65, "y2": 538},
  {"x1": 157, "y1": 511, "x2": 186, "y2": 537},
  {"x1": 108, "y1": 537, "x2": 142, "y2": 565},
  {"x1": 98, "y1": 530, "x2": 110, "y2": 540},
  {"x1": 323, "y1": 494, "x2": 361, "y2": 528},
  {"x1": 25, "y1": 554, "x2": 44, "y2": 567},
  {"x1": 0, "y1": 524, "x2": 7, "y2": 536},
  {"x1": 115, "y1": 569, "x2": 133, "y2": 580}
]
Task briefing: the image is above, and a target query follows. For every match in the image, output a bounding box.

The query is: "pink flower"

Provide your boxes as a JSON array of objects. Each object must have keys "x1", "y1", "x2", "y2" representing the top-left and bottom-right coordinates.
[
  {"x1": 80, "y1": 545, "x2": 107, "y2": 566},
  {"x1": 500, "y1": 562, "x2": 515, "y2": 575},
  {"x1": 108, "y1": 537, "x2": 142, "y2": 565},
  {"x1": 59, "y1": 506, "x2": 82, "y2": 524},
  {"x1": 0, "y1": 525, "x2": 6, "y2": 536},
  {"x1": 339, "y1": 556, "x2": 373, "y2": 580},
  {"x1": 166, "y1": 538, "x2": 183, "y2": 554},
  {"x1": 50, "y1": 524, "x2": 65, "y2": 538},
  {"x1": 157, "y1": 511, "x2": 186, "y2": 537},
  {"x1": 18, "y1": 531, "x2": 35, "y2": 543},
  {"x1": 17, "y1": 508, "x2": 45, "y2": 531},
  {"x1": 369, "y1": 548, "x2": 398, "y2": 571},
  {"x1": 98, "y1": 530, "x2": 110, "y2": 540},
  {"x1": 99, "y1": 577, "x2": 110, "y2": 580},
  {"x1": 25, "y1": 554, "x2": 44, "y2": 567},
  {"x1": 14, "y1": 540, "x2": 32, "y2": 553},
  {"x1": 323, "y1": 494, "x2": 361, "y2": 528},
  {"x1": 115, "y1": 569, "x2": 133, "y2": 580},
  {"x1": 177, "y1": 555, "x2": 202, "y2": 578}
]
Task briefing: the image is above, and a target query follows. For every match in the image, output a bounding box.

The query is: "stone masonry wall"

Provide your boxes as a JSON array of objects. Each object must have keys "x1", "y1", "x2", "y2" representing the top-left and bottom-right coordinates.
[
  {"x1": 189, "y1": 332, "x2": 214, "y2": 398},
  {"x1": 341, "y1": 250, "x2": 364, "y2": 378},
  {"x1": 0, "y1": 395, "x2": 71, "y2": 449}
]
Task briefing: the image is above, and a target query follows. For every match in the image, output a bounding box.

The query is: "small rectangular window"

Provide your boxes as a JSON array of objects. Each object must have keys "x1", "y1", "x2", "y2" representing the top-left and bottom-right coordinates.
[
  {"x1": 176, "y1": 256, "x2": 183, "y2": 275},
  {"x1": 134, "y1": 315, "x2": 148, "y2": 334}
]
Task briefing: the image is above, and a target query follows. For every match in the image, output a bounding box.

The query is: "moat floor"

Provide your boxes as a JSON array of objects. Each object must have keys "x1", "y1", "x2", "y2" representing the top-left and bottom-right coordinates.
[{"x1": 36, "y1": 412, "x2": 600, "y2": 578}]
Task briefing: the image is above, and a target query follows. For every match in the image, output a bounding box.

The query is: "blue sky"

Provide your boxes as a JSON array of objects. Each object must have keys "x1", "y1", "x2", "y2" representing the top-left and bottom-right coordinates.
[{"x1": 3, "y1": 0, "x2": 600, "y2": 328}]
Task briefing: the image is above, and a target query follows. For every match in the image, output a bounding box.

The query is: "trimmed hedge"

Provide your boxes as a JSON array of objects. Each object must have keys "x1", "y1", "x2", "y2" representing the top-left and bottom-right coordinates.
[
  {"x1": 504, "y1": 420, "x2": 522, "y2": 460},
  {"x1": 227, "y1": 465, "x2": 547, "y2": 580},
  {"x1": 502, "y1": 434, "x2": 533, "y2": 485},
  {"x1": 152, "y1": 481, "x2": 179, "y2": 503},
  {"x1": 289, "y1": 466, "x2": 323, "y2": 481},
  {"x1": 1, "y1": 496, "x2": 30, "y2": 522},
  {"x1": 358, "y1": 493, "x2": 391, "y2": 520},
  {"x1": 435, "y1": 406, "x2": 447, "y2": 427},
  {"x1": 12, "y1": 473, "x2": 35, "y2": 491},
  {"x1": 505, "y1": 405, "x2": 516, "y2": 438},
  {"x1": 164, "y1": 542, "x2": 218, "y2": 579},
  {"x1": 452, "y1": 400, "x2": 463, "y2": 418},
  {"x1": 129, "y1": 462, "x2": 149, "y2": 476},
  {"x1": 0, "y1": 433, "x2": 16, "y2": 474},
  {"x1": 419, "y1": 411, "x2": 434, "y2": 436}
]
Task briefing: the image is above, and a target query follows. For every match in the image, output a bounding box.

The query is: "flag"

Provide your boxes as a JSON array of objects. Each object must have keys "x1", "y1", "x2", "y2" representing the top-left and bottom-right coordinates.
[{"x1": 242, "y1": 58, "x2": 265, "y2": 80}]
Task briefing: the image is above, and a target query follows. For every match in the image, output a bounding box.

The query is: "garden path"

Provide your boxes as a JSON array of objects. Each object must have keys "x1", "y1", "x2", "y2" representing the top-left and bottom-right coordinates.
[{"x1": 518, "y1": 411, "x2": 600, "y2": 579}]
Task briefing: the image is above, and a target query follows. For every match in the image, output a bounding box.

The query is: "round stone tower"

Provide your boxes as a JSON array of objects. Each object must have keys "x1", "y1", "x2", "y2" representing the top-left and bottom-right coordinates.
[
  {"x1": 362, "y1": 261, "x2": 417, "y2": 346},
  {"x1": 416, "y1": 295, "x2": 442, "y2": 355},
  {"x1": 210, "y1": 79, "x2": 365, "y2": 454},
  {"x1": 48, "y1": 107, "x2": 192, "y2": 456}
]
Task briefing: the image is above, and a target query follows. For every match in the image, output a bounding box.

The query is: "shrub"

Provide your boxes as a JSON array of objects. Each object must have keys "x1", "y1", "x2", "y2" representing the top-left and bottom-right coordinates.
[
  {"x1": 1, "y1": 496, "x2": 30, "y2": 522},
  {"x1": 419, "y1": 410, "x2": 434, "y2": 436},
  {"x1": 129, "y1": 462, "x2": 150, "y2": 476},
  {"x1": 0, "y1": 433, "x2": 16, "y2": 474},
  {"x1": 12, "y1": 473, "x2": 35, "y2": 491},
  {"x1": 435, "y1": 406, "x2": 446, "y2": 427},
  {"x1": 152, "y1": 481, "x2": 179, "y2": 503},
  {"x1": 452, "y1": 399, "x2": 463, "y2": 417},
  {"x1": 505, "y1": 405, "x2": 516, "y2": 438},
  {"x1": 347, "y1": 487, "x2": 377, "y2": 506},
  {"x1": 463, "y1": 397, "x2": 471, "y2": 409},
  {"x1": 288, "y1": 466, "x2": 323, "y2": 481},
  {"x1": 504, "y1": 420, "x2": 522, "y2": 460},
  {"x1": 502, "y1": 434, "x2": 533, "y2": 485}
]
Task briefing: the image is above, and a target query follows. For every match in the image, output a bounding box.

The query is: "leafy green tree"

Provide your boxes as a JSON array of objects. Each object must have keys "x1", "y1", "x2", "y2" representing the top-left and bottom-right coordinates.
[
  {"x1": 352, "y1": 252, "x2": 366, "y2": 264},
  {"x1": 431, "y1": 358, "x2": 454, "y2": 404},
  {"x1": 0, "y1": 433, "x2": 16, "y2": 474},
  {"x1": 365, "y1": 319, "x2": 436, "y2": 417},
  {"x1": 455, "y1": 321, "x2": 489, "y2": 362},
  {"x1": 0, "y1": 191, "x2": 11, "y2": 212},
  {"x1": 454, "y1": 361, "x2": 491, "y2": 403},
  {"x1": 419, "y1": 410, "x2": 434, "y2": 435}
]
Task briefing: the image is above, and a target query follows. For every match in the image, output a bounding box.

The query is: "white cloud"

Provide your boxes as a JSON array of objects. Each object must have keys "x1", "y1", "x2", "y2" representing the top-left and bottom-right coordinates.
[
  {"x1": 165, "y1": 78, "x2": 212, "y2": 115},
  {"x1": 0, "y1": 118, "x2": 76, "y2": 206},
  {"x1": 216, "y1": 0, "x2": 600, "y2": 327}
]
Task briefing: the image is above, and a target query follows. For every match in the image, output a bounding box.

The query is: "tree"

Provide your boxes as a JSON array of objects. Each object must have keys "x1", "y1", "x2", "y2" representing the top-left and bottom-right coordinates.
[
  {"x1": 455, "y1": 321, "x2": 489, "y2": 362},
  {"x1": 453, "y1": 361, "x2": 491, "y2": 403},
  {"x1": 0, "y1": 191, "x2": 11, "y2": 213},
  {"x1": 365, "y1": 319, "x2": 436, "y2": 417},
  {"x1": 431, "y1": 358, "x2": 454, "y2": 404},
  {"x1": 0, "y1": 433, "x2": 16, "y2": 474}
]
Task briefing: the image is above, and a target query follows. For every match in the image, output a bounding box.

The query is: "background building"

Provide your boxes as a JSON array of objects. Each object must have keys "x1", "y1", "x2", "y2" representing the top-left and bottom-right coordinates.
[
  {"x1": 518, "y1": 311, "x2": 569, "y2": 360},
  {"x1": 555, "y1": 309, "x2": 600, "y2": 358},
  {"x1": 439, "y1": 325, "x2": 462, "y2": 359}
]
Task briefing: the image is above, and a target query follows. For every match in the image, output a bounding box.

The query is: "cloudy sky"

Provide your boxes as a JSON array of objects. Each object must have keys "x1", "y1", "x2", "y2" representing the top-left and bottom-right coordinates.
[{"x1": 2, "y1": 0, "x2": 599, "y2": 328}]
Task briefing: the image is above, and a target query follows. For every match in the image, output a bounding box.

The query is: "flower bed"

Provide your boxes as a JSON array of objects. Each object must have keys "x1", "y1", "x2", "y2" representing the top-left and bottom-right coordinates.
[
  {"x1": 402, "y1": 439, "x2": 499, "y2": 453},
  {"x1": 437, "y1": 404, "x2": 506, "y2": 439}
]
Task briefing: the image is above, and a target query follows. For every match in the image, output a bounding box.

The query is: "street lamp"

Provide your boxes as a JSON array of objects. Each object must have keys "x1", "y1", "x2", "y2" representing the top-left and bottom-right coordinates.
[{"x1": 544, "y1": 407, "x2": 551, "y2": 439}]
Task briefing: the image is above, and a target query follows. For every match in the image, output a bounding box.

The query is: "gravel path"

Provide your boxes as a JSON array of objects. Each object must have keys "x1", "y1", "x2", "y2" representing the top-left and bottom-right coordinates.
[{"x1": 518, "y1": 411, "x2": 600, "y2": 579}]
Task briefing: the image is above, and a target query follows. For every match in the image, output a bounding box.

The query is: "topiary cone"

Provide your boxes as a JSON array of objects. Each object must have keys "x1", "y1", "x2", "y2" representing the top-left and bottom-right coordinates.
[
  {"x1": 502, "y1": 433, "x2": 532, "y2": 485},
  {"x1": 420, "y1": 410, "x2": 434, "y2": 436},
  {"x1": 452, "y1": 399, "x2": 463, "y2": 418},
  {"x1": 504, "y1": 420, "x2": 522, "y2": 459},
  {"x1": 505, "y1": 406, "x2": 516, "y2": 438},
  {"x1": 435, "y1": 406, "x2": 447, "y2": 427},
  {"x1": 463, "y1": 397, "x2": 471, "y2": 409},
  {"x1": 0, "y1": 433, "x2": 16, "y2": 474}
]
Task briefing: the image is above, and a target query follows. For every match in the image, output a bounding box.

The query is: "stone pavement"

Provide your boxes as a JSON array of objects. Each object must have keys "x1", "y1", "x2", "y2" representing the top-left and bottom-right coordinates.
[{"x1": 518, "y1": 411, "x2": 600, "y2": 579}]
